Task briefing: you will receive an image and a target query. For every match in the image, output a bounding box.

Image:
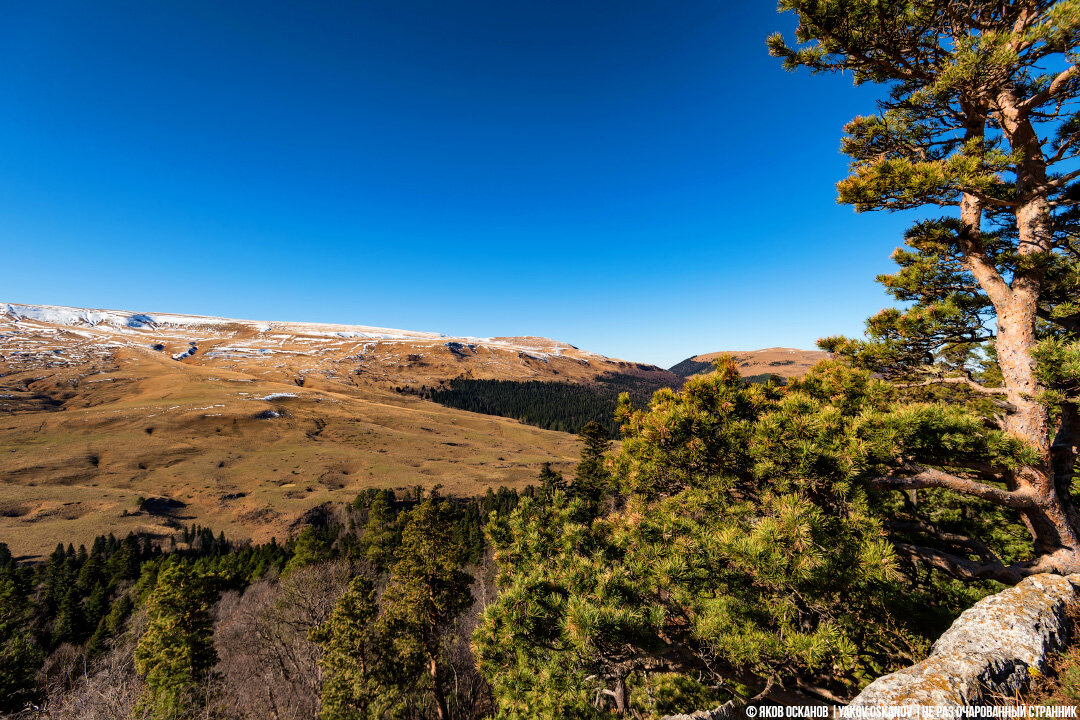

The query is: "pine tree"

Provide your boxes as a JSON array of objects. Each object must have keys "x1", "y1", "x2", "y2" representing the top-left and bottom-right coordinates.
[
  {"x1": 51, "y1": 585, "x2": 85, "y2": 646},
  {"x1": 134, "y1": 562, "x2": 219, "y2": 719},
  {"x1": 314, "y1": 499, "x2": 474, "y2": 720},
  {"x1": 571, "y1": 421, "x2": 613, "y2": 513},
  {"x1": 283, "y1": 526, "x2": 334, "y2": 576},
  {"x1": 769, "y1": 0, "x2": 1080, "y2": 580},
  {"x1": 310, "y1": 576, "x2": 399, "y2": 720},
  {"x1": 106, "y1": 533, "x2": 141, "y2": 587},
  {"x1": 0, "y1": 558, "x2": 43, "y2": 712},
  {"x1": 538, "y1": 462, "x2": 567, "y2": 499},
  {"x1": 476, "y1": 359, "x2": 947, "y2": 714},
  {"x1": 381, "y1": 499, "x2": 473, "y2": 720},
  {"x1": 358, "y1": 490, "x2": 401, "y2": 571},
  {"x1": 76, "y1": 552, "x2": 105, "y2": 594},
  {"x1": 84, "y1": 582, "x2": 109, "y2": 630}
]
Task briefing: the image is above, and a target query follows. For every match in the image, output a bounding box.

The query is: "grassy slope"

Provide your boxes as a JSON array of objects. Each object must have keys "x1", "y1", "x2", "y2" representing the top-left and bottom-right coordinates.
[
  {"x1": 669, "y1": 347, "x2": 830, "y2": 379},
  {"x1": 0, "y1": 348, "x2": 580, "y2": 560}
]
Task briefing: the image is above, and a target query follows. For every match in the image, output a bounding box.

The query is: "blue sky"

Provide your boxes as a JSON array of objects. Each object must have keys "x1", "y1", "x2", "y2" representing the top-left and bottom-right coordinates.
[{"x1": 0, "y1": 1, "x2": 918, "y2": 368}]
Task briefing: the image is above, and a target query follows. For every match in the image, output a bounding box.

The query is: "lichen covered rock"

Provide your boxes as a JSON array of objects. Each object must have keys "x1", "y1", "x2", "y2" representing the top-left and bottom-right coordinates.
[{"x1": 848, "y1": 573, "x2": 1080, "y2": 711}]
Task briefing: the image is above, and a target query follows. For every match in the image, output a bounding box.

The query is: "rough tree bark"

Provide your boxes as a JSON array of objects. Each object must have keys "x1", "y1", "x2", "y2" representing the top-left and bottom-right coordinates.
[{"x1": 878, "y1": 77, "x2": 1080, "y2": 581}]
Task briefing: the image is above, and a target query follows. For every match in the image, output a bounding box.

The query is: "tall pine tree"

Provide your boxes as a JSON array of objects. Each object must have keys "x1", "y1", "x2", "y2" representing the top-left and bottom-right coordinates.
[
  {"x1": 134, "y1": 562, "x2": 219, "y2": 719},
  {"x1": 770, "y1": 0, "x2": 1080, "y2": 580}
]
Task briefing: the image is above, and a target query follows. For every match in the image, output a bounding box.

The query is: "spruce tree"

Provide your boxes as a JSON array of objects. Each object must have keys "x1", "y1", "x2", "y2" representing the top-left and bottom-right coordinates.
[
  {"x1": 381, "y1": 498, "x2": 473, "y2": 720},
  {"x1": 770, "y1": 0, "x2": 1080, "y2": 580},
  {"x1": 134, "y1": 562, "x2": 219, "y2": 719}
]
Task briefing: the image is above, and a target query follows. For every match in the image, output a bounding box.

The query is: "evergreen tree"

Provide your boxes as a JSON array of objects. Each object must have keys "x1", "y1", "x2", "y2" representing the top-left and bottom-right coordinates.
[
  {"x1": 134, "y1": 562, "x2": 219, "y2": 719},
  {"x1": 358, "y1": 490, "x2": 401, "y2": 572},
  {"x1": 571, "y1": 421, "x2": 613, "y2": 512},
  {"x1": 0, "y1": 557, "x2": 43, "y2": 712},
  {"x1": 84, "y1": 582, "x2": 109, "y2": 629},
  {"x1": 315, "y1": 499, "x2": 475, "y2": 720},
  {"x1": 106, "y1": 533, "x2": 141, "y2": 588},
  {"x1": 51, "y1": 585, "x2": 85, "y2": 646},
  {"x1": 311, "y1": 576, "x2": 400, "y2": 720},
  {"x1": 538, "y1": 462, "x2": 567, "y2": 499},
  {"x1": 381, "y1": 499, "x2": 473, "y2": 720},
  {"x1": 476, "y1": 359, "x2": 961, "y2": 714},
  {"x1": 283, "y1": 526, "x2": 335, "y2": 576},
  {"x1": 76, "y1": 551, "x2": 105, "y2": 594},
  {"x1": 770, "y1": 0, "x2": 1080, "y2": 579}
]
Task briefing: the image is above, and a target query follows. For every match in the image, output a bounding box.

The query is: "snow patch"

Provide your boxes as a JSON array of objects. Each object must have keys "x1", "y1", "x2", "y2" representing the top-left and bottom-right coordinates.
[{"x1": 257, "y1": 393, "x2": 297, "y2": 401}]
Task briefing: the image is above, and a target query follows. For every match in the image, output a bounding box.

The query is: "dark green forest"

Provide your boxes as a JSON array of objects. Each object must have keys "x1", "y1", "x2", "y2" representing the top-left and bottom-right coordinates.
[
  {"x1": 666, "y1": 357, "x2": 713, "y2": 378},
  {"x1": 403, "y1": 371, "x2": 684, "y2": 437},
  {"x1": 404, "y1": 371, "x2": 788, "y2": 438},
  {"x1": 0, "y1": 485, "x2": 526, "y2": 718}
]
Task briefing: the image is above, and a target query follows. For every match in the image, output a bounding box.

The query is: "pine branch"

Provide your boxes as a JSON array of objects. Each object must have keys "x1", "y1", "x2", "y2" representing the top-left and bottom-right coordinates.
[
  {"x1": 962, "y1": 188, "x2": 1019, "y2": 208},
  {"x1": 933, "y1": 458, "x2": 1013, "y2": 479},
  {"x1": 887, "y1": 519, "x2": 1002, "y2": 565},
  {"x1": 893, "y1": 541, "x2": 1072, "y2": 585},
  {"x1": 873, "y1": 465, "x2": 1036, "y2": 508},
  {"x1": 892, "y1": 542, "x2": 1022, "y2": 582},
  {"x1": 1019, "y1": 65, "x2": 1080, "y2": 116},
  {"x1": 1044, "y1": 167, "x2": 1080, "y2": 190},
  {"x1": 894, "y1": 375, "x2": 1008, "y2": 395}
]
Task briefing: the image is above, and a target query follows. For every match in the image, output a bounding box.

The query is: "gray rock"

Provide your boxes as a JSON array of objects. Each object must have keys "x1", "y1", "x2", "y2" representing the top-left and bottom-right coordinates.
[
  {"x1": 847, "y1": 573, "x2": 1080, "y2": 714},
  {"x1": 663, "y1": 700, "x2": 739, "y2": 720}
]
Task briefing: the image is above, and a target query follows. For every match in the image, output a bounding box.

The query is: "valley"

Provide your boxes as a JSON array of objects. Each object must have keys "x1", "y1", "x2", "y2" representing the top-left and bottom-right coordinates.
[{"x1": 0, "y1": 302, "x2": 823, "y2": 559}]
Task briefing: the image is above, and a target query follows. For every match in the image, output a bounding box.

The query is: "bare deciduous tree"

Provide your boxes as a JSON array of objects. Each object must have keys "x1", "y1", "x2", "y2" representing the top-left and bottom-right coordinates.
[{"x1": 214, "y1": 561, "x2": 357, "y2": 720}]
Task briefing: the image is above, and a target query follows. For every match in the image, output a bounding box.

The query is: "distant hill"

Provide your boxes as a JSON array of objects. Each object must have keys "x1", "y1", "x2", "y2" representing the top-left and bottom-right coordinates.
[
  {"x1": 669, "y1": 347, "x2": 830, "y2": 380},
  {"x1": 0, "y1": 302, "x2": 681, "y2": 558},
  {"x1": 0, "y1": 302, "x2": 676, "y2": 388}
]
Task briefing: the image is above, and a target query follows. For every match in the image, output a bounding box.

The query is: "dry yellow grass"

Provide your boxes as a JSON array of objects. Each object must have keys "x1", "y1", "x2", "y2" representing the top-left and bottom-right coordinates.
[
  {"x1": 687, "y1": 347, "x2": 829, "y2": 379},
  {"x1": 1, "y1": 304, "x2": 686, "y2": 559},
  {"x1": 0, "y1": 346, "x2": 581, "y2": 560}
]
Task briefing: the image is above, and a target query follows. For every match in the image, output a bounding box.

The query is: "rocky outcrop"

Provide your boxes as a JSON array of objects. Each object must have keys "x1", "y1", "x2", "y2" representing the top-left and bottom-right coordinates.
[
  {"x1": 848, "y1": 573, "x2": 1080, "y2": 711},
  {"x1": 662, "y1": 702, "x2": 738, "y2": 720},
  {"x1": 661, "y1": 574, "x2": 1079, "y2": 720}
]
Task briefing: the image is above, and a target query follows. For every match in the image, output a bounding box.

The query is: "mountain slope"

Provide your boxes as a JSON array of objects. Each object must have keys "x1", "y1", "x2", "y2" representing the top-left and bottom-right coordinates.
[
  {"x1": 669, "y1": 347, "x2": 830, "y2": 380},
  {"x1": 1, "y1": 302, "x2": 676, "y2": 389},
  {"x1": 0, "y1": 302, "x2": 680, "y2": 558}
]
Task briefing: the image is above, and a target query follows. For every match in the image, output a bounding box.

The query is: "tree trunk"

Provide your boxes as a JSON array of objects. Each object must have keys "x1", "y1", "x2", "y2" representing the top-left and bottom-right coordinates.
[
  {"x1": 966, "y1": 89, "x2": 1080, "y2": 574},
  {"x1": 996, "y1": 285, "x2": 1080, "y2": 568},
  {"x1": 957, "y1": 189, "x2": 1080, "y2": 573},
  {"x1": 430, "y1": 654, "x2": 450, "y2": 720}
]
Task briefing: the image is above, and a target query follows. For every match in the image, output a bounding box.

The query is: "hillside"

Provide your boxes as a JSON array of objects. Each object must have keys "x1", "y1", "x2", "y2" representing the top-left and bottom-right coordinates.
[
  {"x1": 669, "y1": 347, "x2": 830, "y2": 380},
  {"x1": 0, "y1": 302, "x2": 676, "y2": 388},
  {"x1": 0, "y1": 302, "x2": 682, "y2": 559}
]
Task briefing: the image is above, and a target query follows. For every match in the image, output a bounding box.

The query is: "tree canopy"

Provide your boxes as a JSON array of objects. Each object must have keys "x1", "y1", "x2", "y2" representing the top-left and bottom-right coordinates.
[
  {"x1": 134, "y1": 562, "x2": 219, "y2": 719},
  {"x1": 770, "y1": 0, "x2": 1080, "y2": 581},
  {"x1": 475, "y1": 359, "x2": 990, "y2": 714}
]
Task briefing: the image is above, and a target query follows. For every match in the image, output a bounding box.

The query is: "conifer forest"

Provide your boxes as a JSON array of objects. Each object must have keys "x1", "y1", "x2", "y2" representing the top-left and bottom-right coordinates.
[{"x1": 5, "y1": 1, "x2": 1080, "y2": 718}]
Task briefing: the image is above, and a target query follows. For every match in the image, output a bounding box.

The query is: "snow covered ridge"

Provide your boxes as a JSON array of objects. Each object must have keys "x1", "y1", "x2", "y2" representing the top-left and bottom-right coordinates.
[
  {"x1": 0, "y1": 302, "x2": 441, "y2": 339},
  {"x1": 0, "y1": 302, "x2": 592, "y2": 356}
]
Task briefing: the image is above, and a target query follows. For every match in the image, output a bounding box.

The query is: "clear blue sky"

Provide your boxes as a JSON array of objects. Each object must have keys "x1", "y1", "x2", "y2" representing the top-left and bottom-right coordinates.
[{"x1": 0, "y1": 1, "x2": 918, "y2": 368}]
